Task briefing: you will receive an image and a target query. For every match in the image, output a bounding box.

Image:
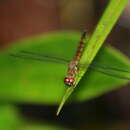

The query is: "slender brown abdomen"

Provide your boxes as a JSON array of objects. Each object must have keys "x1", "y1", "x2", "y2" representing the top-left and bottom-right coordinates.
[{"x1": 68, "y1": 30, "x2": 87, "y2": 76}]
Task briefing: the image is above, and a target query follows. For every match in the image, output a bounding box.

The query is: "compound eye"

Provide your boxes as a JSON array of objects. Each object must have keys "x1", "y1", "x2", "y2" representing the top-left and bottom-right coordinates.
[
  {"x1": 64, "y1": 77, "x2": 74, "y2": 87},
  {"x1": 69, "y1": 78, "x2": 74, "y2": 83},
  {"x1": 64, "y1": 77, "x2": 69, "y2": 83}
]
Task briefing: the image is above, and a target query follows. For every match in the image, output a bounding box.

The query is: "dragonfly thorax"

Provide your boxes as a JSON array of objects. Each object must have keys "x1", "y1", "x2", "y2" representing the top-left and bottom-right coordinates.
[
  {"x1": 69, "y1": 60, "x2": 78, "y2": 68},
  {"x1": 64, "y1": 60, "x2": 78, "y2": 86},
  {"x1": 67, "y1": 61, "x2": 78, "y2": 77}
]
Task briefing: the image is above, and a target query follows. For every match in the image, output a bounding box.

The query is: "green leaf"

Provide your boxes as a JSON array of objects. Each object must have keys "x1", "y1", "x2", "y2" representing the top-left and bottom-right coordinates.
[
  {"x1": 0, "y1": 104, "x2": 23, "y2": 130},
  {"x1": 0, "y1": 32, "x2": 130, "y2": 114}
]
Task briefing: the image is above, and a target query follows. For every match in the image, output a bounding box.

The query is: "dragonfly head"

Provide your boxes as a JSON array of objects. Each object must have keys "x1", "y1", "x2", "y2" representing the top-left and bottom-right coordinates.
[{"x1": 64, "y1": 77, "x2": 75, "y2": 87}]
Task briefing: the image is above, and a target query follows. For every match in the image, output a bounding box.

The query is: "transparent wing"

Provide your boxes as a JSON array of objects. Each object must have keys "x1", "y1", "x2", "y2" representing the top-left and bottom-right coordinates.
[
  {"x1": 89, "y1": 66, "x2": 130, "y2": 80},
  {"x1": 19, "y1": 50, "x2": 70, "y2": 63},
  {"x1": 92, "y1": 61, "x2": 130, "y2": 73},
  {"x1": 79, "y1": 61, "x2": 130, "y2": 74},
  {"x1": 9, "y1": 50, "x2": 69, "y2": 65},
  {"x1": 79, "y1": 61, "x2": 130, "y2": 80}
]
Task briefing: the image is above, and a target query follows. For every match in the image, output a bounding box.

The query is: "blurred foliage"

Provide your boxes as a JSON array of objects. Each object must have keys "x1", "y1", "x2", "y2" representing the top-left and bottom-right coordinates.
[{"x1": 0, "y1": 104, "x2": 23, "y2": 130}]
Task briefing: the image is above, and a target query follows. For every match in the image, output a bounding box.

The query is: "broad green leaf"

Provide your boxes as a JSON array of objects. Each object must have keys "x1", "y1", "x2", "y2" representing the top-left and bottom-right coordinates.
[
  {"x1": 0, "y1": 32, "x2": 130, "y2": 111},
  {"x1": 0, "y1": 104, "x2": 23, "y2": 130}
]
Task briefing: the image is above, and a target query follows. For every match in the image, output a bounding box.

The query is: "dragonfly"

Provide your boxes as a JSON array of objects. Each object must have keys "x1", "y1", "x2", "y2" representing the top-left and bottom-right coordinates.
[{"x1": 10, "y1": 30, "x2": 130, "y2": 87}]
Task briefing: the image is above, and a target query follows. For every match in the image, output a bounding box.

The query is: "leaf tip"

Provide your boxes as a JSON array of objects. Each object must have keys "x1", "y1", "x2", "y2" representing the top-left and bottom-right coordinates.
[
  {"x1": 56, "y1": 87, "x2": 74, "y2": 116},
  {"x1": 56, "y1": 109, "x2": 60, "y2": 116}
]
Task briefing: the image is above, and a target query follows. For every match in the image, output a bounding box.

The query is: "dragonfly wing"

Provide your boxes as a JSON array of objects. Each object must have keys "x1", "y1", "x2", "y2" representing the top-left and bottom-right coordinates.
[
  {"x1": 19, "y1": 50, "x2": 70, "y2": 63},
  {"x1": 79, "y1": 61, "x2": 130, "y2": 74},
  {"x1": 9, "y1": 54, "x2": 69, "y2": 65},
  {"x1": 92, "y1": 61, "x2": 130, "y2": 73},
  {"x1": 89, "y1": 66, "x2": 130, "y2": 80}
]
